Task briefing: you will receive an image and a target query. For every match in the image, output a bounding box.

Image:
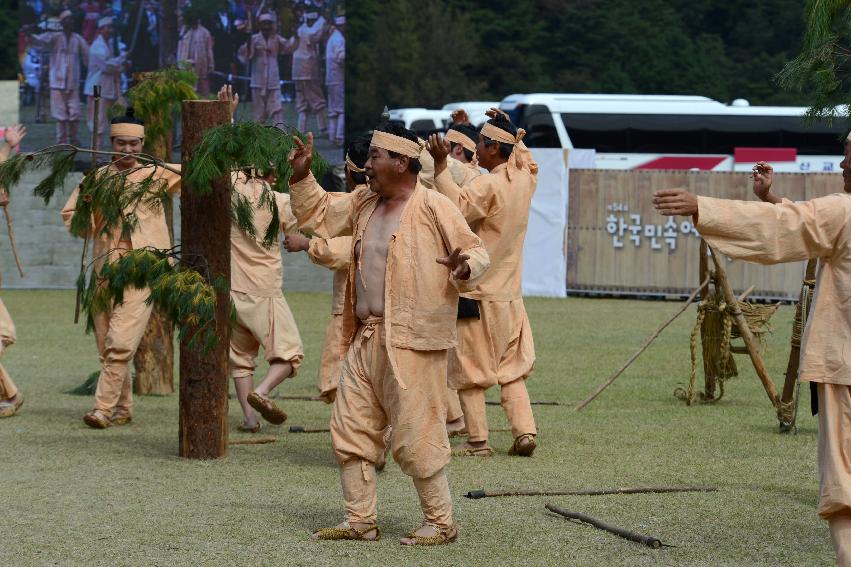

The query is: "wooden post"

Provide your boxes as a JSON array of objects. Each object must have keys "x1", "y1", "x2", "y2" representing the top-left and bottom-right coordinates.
[
  {"x1": 708, "y1": 245, "x2": 780, "y2": 408},
  {"x1": 178, "y1": 100, "x2": 231, "y2": 459}
]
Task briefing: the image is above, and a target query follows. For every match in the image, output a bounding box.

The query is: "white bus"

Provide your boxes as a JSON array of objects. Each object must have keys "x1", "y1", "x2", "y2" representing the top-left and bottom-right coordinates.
[
  {"x1": 388, "y1": 102, "x2": 499, "y2": 138},
  {"x1": 499, "y1": 93, "x2": 847, "y2": 173}
]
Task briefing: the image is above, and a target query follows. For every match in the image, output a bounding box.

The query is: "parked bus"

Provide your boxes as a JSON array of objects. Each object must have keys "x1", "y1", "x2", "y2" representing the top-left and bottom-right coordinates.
[{"x1": 499, "y1": 93, "x2": 847, "y2": 173}]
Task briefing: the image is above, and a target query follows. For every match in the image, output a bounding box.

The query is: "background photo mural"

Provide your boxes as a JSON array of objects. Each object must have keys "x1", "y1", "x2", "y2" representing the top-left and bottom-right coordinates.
[{"x1": 16, "y1": 0, "x2": 345, "y2": 166}]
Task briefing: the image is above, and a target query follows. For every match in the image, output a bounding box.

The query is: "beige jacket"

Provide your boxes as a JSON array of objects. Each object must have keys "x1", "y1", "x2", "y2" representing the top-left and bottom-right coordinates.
[
  {"x1": 61, "y1": 163, "x2": 181, "y2": 271},
  {"x1": 289, "y1": 173, "x2": 490, "y2": 355},
  {"x1": 307, "y1": 236, "x2": 351, "y2": 315},
  {"x1": 434, "y1": 151, "x2": 538, "y2": 301},
  {"x1": 230, "y1": 172, "x2": 298, "y2": 297}
]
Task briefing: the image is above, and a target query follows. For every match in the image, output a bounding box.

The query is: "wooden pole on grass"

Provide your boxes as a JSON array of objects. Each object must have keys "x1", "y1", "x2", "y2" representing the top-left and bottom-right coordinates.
[
  {"x1": 178, "y1": 100, "x2": 231, "y2": 459},
  {"x1": 707, "y1": 245, "x2": 779, "y2": 408}
]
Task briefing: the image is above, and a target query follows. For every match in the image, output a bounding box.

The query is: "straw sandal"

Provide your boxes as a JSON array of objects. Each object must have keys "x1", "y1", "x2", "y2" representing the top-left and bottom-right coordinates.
[
  {"x1": 237, "y1": 420, "x2": 262, "y2": 433},
  {"x1": 400, "y1": 523, "x2": 458, "y2": 546},
  {"x1": 507, "y1": 434, "x2": 537, "y2": 457},
  {"x1": 0, "y1": 393, "x2": 23, "y2": 418},
  {"x1": 313, "y1": 522, "x2": 381, "y2": 541},
  {"x1": 83, "y1": 409, "x2": 111, "y2": 429},
  {"x1": 110, "y1": 410, "x2": 133, "y2": 426},
  {"x1": 247, "y1": 392, "x2": 287, "y2": 424},
  {"x1": 451, "y1": 442, "x2": 494, "y2": 457}
]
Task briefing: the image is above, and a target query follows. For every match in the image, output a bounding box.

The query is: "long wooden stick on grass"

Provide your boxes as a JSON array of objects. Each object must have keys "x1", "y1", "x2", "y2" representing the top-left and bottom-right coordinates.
[
  {"x1": 465, "y1": 485, "x2": 717, "y2": 499},
  {"x1": 545, "y1": 504, "x2": 666, "y2": 549},
  {"x1": 575, "y1": 276, "x2": 710, "y2": 411}
]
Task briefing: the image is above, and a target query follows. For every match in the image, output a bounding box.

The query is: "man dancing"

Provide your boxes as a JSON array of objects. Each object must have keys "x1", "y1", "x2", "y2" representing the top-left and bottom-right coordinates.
[{"x1": 288, "y1": 124, "x2": 489, "y2": 545}]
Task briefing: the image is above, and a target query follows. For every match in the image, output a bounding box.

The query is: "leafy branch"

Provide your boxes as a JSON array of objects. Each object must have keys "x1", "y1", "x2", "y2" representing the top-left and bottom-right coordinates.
[
  {"x1": 777, "y1": 0, "x2": 851, "y2": 124},
  {"x1": 80, "y1": 246, "x2": 226, "y2": 352}
]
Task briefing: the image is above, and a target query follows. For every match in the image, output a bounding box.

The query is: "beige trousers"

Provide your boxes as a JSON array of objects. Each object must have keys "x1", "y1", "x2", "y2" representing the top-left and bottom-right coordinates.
[
  {"x1": 331, "y1": 317, "x2": 454, "y2": 529},
  {"x1": 51, "y1": 88, "x2": 81, "y2": 144},
  {"x1": 229, "y1": 291, "x2": 304, "y2": 380},
  {"x1": 317, "y1": 313, "x2": 345, "y2": 403},
  {"x1": 294, "y1": 79, "x2": 326, "y2": 113},
  {"x1": 91, "y1": 287, "x2": 154, "y2": 414},
  {"x1": 451, "y1": 299, "x2": 536, "y2": 442},
  {"x1": 251, "y1": 87, "x2": 282, "y2": 125},
  {"x1": 817, "y1": 383, "x2": 851, "y2": 565}
]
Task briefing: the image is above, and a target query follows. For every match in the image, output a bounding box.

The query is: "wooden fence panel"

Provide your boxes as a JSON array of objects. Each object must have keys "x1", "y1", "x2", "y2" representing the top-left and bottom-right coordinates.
[{"x1": 566, "y1": 169, "x2": 840, "y2": 299}]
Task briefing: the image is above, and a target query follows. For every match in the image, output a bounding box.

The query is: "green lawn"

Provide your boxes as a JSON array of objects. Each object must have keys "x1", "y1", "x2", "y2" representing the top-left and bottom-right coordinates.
[{"x1": 0, "y1": 290, "x2": 831, "y2": 566}]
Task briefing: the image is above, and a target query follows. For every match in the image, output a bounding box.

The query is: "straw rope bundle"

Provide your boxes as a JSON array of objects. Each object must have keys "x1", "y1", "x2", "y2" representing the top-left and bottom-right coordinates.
[{"x1": 677, "y1": 293, "x2": 778, "y2": 405}]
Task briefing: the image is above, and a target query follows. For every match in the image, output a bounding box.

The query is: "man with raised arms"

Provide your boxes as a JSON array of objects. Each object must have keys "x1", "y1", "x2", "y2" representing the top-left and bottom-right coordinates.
[{"x1": 287, "y1": 123, "x2": 489, "y2": 545}]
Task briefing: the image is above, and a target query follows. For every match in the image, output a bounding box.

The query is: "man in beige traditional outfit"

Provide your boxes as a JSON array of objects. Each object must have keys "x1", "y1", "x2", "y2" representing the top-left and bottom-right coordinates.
[
  {"x1": 61, "y1": 113, "x2": 181, "y2": 429},
  {"x1": 0, "y1": 124, "x2": 27, "y2": 418},
  {"x1": 237, "y1": 13, "x2": 295, "y2": 125},
  {"x1": 427, "y1": 110, "x2": 538, "y2": 458},
  {"x1": 324, "y1": 16, "x2": 345, "y2": 146},
  {"x1": 654, "y1": 138, "x2": 851, "y2": 566},
  {"x1": 84, "y1": 17, "x2": 126, "y2": 142},
  {"x1": 229, "y1": 167, "x2": 304, "y2": 432},
  {"x1": 288, "y1": 124, "x2": 489, "y2": 545},
  {"x1": 28, "y1": 11, "x2": 89, "y2": 145},
  {"x1": 293, "y1": 11, "x2": 327, "y2": 134},
  {"x1": 177, "y1": 15, "x2": 214, "y2": 96}
]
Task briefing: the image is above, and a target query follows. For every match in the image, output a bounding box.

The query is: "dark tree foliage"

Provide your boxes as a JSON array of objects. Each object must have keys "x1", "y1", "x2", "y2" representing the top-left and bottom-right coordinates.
[
  {"x1": 0, "y1": 0, "x2": 18, "y2": 80},
  {"x1": 347, "y1": 0, "x2": 809, "y2": 135}
]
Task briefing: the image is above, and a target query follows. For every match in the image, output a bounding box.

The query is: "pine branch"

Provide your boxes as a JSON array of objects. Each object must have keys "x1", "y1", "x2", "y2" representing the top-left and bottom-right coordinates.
[
  {"x1": 777, "y1": 0, "x2": 851, "y2": 124},
  {"x1": 80, "y1": 247, "x2": 225, "y2": 352}
]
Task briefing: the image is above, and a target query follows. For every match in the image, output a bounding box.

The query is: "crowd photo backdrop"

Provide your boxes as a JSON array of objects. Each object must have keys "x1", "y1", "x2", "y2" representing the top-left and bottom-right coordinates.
[{"x1": 16, "y1": 0, "x2": 345, "y2": 166}]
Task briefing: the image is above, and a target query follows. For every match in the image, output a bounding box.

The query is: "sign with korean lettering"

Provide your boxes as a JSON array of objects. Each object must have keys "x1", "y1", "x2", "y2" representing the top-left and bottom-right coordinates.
[{"x1": 566, "y1": 169, "x2": 841, "y2": 299}]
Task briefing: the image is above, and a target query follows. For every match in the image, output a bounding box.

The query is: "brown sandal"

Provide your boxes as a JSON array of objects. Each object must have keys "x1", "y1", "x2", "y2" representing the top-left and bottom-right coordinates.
[
  {"x1": 247, "y1": 392, "x2": 287, "y2": 425},
  {"x1": 400, "y1": 523, "x2": 458, "y2": 546},
  {"x1": 313, "y1": 522, "x2": 381, "y2": 541},
  {"x1": 0, "y1": 393, "x2": 23, "y2": 418},
  {"x1": 508, "y1": 433, "x2": 537, "y2": 457}
]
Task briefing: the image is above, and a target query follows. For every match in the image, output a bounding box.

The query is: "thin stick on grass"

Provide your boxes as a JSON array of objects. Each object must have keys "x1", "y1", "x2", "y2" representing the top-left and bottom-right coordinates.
[
  {"x1": 545, "y1": 503, "x2": 666, "y2": 549},
  {"x1": 465, "y1": 486, "x2": 717, "y2": 499},
  {"x1": 228, "y1": 436, "x2": 277, "y2": 445},
  {"x1": 575, "y1": 276, "x2": 710, "y2": 411},
  {"x1": 485, "y1": 400, "x2": 563, "y2": 406}
]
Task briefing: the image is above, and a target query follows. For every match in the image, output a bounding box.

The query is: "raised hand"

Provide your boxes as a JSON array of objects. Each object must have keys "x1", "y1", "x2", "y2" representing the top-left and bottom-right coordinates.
[
  {"x1": 751, "y1": 162, "x2": 778, "y2": 203},
  {"x1": 288, "y1": 132, "x2": 314, "y2": 184},
  {"x1": 436, "y1": 247, "x2": 471, "y2": 280},
  {"x1": 3, "y1": 124, "x2": 27, "y2": 147},
  {"x1": 485, "y1": 107, "x2": 510, "y2": 123},
  {"x1": 216, "y1": 84, "x2": 239, "y2": 118},
  {"x1": 653, "y1": 189, "x2": 699, "y2": 217},
  {"x1": 426, "y1": 133, "x2": 451, "y2": 164},
  {"x1": 450, "y1": 109, "x2": 470, "y2": 125},
  {"x1": 283, "y1": 233, "x2": 310, "y2": 252}
]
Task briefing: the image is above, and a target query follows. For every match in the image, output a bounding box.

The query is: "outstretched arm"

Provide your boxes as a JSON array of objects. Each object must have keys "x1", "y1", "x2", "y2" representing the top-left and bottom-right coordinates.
[{"x1": 654, "y1": 188, "x2": 851, "y2": 264}]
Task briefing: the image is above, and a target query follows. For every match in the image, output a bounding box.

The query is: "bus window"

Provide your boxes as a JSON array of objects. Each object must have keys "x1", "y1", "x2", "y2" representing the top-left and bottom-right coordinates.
[
  {"x1": 560, "y1": 113, "x2": 845, "y2": 154},
  {"x1": 509, "y1": 104, "x2": 561, "y2": 148},
  {"x1": 410, "y1": 119, "x2": 438, "y2": 137}
]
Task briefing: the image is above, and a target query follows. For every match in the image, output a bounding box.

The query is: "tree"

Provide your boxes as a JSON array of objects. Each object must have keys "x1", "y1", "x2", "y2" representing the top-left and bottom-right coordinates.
[{"x1": 777, "y1": 0, "x2": 851, "y2": 123}]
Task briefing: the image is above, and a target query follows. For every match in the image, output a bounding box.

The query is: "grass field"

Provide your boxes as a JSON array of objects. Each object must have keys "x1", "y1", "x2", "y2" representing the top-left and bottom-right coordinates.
[{"x1": 0, "y1": 290, "x2": 832, "y2": 566}]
